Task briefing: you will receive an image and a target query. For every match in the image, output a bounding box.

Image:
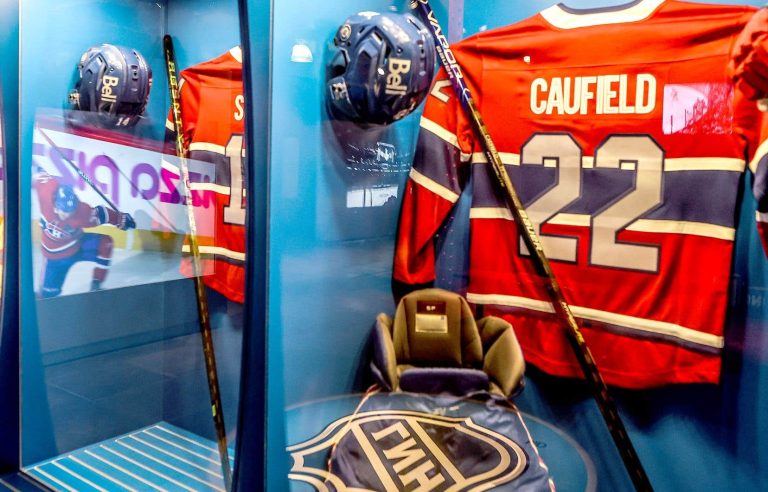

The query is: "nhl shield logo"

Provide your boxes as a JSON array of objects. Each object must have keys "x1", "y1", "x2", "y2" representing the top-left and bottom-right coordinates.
[{"x1": 288, "y1": 410, "x2": 528, "y2": 491}]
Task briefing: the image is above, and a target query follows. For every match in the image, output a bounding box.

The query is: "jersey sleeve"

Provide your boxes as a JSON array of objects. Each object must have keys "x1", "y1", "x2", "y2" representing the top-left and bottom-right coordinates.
[
  {"x1": 392, "y1": 66, "x2": 476, "y2": 297},
  {"x1": 729, "y1": 8, "x2": 768, "y2": 254},
  {"x1": 737, "y1": 84, "x2": 768, "y2": 251}
]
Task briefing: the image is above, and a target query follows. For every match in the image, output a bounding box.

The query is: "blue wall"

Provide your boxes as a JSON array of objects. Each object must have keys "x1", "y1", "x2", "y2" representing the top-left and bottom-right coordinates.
[{"x1": 262, "y1": 1, "x2": 450, "y2": 489}]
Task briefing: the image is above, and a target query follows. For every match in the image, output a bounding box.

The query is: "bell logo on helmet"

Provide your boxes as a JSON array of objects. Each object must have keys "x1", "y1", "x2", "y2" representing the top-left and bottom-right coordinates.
[
  {"x1": 288, "y1": 410, "x2": 528, "y2": 491},
  {"x1": 385, "y1": 58, "x2": 412, "y2": 96},
  {"x1": 101, "y1": 75, "x2": 120, "y2": 103}
]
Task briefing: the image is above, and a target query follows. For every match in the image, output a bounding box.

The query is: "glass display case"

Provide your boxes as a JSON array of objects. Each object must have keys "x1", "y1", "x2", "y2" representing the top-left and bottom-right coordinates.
[
  {"x1": 260, "y1": 0, "x2": 768, "y2": 491},
  {"x1": 16, "y1": 1, "x2": 248, "y2": 490}
]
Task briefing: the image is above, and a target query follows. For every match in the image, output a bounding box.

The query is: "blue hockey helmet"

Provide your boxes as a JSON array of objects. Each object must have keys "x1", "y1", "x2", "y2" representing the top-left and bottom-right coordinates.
[
  {"x1": 327, "y1": 11, "x2": 435, "y2": 125},
  {"x1": 69, "y1": 44, "x2": 152, "y2": 128},
  {"x1": 54, "y1": 185, "x2": 79, "y2": 214}
]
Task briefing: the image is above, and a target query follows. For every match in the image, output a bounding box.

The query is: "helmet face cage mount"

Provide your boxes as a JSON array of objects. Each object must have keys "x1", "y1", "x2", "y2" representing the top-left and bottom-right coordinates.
[
  {"x1": 327, "y1": 11, "x2": 436, "y2": 126},
  {"x1": 70, "y1": 44, "x2": 152, "y2": 128}
]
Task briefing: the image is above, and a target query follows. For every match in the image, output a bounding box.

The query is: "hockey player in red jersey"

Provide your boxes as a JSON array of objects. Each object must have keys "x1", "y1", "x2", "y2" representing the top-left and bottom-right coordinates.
[{"x1": 35, "y1": 172, "x2": 135, "y2": 298}]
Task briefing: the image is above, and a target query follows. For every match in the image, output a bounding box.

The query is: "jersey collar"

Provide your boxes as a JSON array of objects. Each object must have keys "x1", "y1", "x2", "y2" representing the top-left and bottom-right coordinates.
[
  {"x1": 230, "y1": 46, "x2": 242, "y2": 63},
  {"x1": 540, "y1": 0, "x2": 665, "y2": 29}
]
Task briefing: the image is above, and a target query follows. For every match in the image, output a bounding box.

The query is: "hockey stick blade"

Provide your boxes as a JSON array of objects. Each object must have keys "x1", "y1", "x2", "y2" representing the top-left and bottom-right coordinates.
[
  {"x1": 164, "y1": 34, "x2": 233, "y2": 491},
  {"x1": 410, "y1": 2, "x2": 653, "y2": 490}
]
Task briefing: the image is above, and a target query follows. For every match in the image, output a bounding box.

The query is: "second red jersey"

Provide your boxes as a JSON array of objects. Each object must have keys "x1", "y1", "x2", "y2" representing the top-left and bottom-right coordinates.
[
  {"x1": 167, "y1": 47, "x2": 246, "y2": 303},
  {"x1": 394, "y1": 0, "x2": 768, "y2": 388}
]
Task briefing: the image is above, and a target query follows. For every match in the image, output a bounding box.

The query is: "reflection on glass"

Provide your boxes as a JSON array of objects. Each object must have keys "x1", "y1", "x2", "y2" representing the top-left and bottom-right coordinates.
[
  {"x1": 0, "y1": 77, "x2": 4, "y2": 301},
  {"x1": 20, "y1": 2, "x2": 245, "y2": 491},
  {"x1": 31, "y1": 111, "x2": 217, "y2": 297}
]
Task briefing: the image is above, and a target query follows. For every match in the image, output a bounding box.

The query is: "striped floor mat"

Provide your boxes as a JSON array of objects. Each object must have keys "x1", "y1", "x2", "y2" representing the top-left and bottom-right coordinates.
[{"x1": 22, "y1": 423, "x2": 235, "y2": 492}]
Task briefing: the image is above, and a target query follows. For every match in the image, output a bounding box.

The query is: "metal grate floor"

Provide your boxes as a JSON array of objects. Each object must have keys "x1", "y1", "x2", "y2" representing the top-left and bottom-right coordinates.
[{"x1": 23, "y1": 423, "x2": 235, "y2": 492}]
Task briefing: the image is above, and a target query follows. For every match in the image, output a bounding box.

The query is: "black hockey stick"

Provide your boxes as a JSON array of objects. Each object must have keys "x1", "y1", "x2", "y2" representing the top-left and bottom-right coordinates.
[
  {"x1": 164, "y1": 34, "x2": 233, "y2": 491},
  {"x1": 410, "y1": 2, "x2": 652, "y2": 490},
  {"x1": 38, "y1": 127, "x2": 180, "y2": 233}
]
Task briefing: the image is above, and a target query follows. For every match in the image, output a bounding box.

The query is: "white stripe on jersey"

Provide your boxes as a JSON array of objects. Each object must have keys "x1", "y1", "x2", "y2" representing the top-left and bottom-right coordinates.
[
  {"x1": 468, "y1": 208, "x2": 736, "y2": 241},
  {"x1": 188, "y1": 141, "x2": 247, "y2": 158},
  {"x1": 663, "y1": 157, "x2": 744, "y2": 173},
  {"x1": 161, "y1": 157, "x2": 180, "y2": 174},
  {"x1": 625, "y1": 219, "x2": 735, "y2": 240},
  {"x1": 749, "y1": 138, "x2": 768, "y2": 174},
  {"x1": 190, "y1": 182, "x2": 230, "y2": 195},
  {"x1": 467, "y1": 292, "x2": 724, "y2": 350},
  {"x1": 189, "y1": 142, "x2": 226, "y2": 155},
  {"x1": 540, "y1": 0, "x2": 665, "y2": 30},
  {"x1": 469, "y1": 152, "x2": 521, "y2": 166},
  {"x1": 758, "y1": 210, "x2": 768, "y2": 223},
  {"x1": 409, "y1": 167, "x2": 460, "y2": 203},
  {"x1": 42, "y1": 239, "x2": 80, "y2": 253},
  {"x1": 420, "y1": 117, "x2": 460, "y2": 149},
  {"x1": 182, "y1": 244, "x2": 245, "y2": 262},
  {"x1": 469, "y1": 152, "x2": 744, "y2": 173}
]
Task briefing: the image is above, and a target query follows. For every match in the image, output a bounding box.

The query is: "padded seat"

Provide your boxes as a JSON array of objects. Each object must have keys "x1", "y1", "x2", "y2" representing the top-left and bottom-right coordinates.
[{"x1": 371, "y1": 288, "x2": 525, "y2": 399}]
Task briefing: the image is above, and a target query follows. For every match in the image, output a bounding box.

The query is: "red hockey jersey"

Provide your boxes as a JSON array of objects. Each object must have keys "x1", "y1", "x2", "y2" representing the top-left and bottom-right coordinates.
[
  {"x1": 167, "y1": 47, "x2": 246, "y2": 303},
  {"x1": 394, "y1": 0, "x2": 768, "y2": 388},
  {"x1": 35, "y1": 173, "x2": 122, "y2": 260}
]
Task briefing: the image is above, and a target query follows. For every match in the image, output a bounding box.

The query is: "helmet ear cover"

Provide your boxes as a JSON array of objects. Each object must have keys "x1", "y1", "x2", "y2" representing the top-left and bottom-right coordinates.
[
  {"x1": 70, "y1": 44, "x2": 153, "y2": 128},
  {"x1": 326, "y1": 12, "x2": 436, "y2": 126}
]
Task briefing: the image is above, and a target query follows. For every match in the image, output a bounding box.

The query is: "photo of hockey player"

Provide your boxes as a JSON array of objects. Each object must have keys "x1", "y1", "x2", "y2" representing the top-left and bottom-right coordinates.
[
  {"x1": 34, "y1": 170, "x2": 135, "y2": 298},
  {"x1": 29, "y1": 119, "x2": 219, "y2": 298}
]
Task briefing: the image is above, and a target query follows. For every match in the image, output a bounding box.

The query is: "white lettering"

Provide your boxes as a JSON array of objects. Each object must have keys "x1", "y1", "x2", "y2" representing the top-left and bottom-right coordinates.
[
  {"x1": 547, "y1": 77, "x2": 563, "y2": 115},
  {"x1": 427, "y1": 10, "x2": 463, "y2": 80},
  {"x1": 234, "y1": 94, "x2": 245, "y2": 121},
  {"x1": 579, "y1": 76, "x2": 596, "y2": 115},
  {"x1": 530, "y1": 78, "x2": 547, "y2": 114},
  {"x1": 603, "y1": 74, "x2": 619, "y2": 114},
  {"x1": 563, "y1": 77, "x2": 580, "y2": 115},
  {"x1": 528, "y1": 73, "x2": 657, "y2": 116},
  {"x1": 385, "y1": 58, "x2": 411, "y2": 96},
  {"x1": 619, "y1": 74, "x2": 634, "y2": 113},
  {"x1": 636, "y1": 73, "x2": 656, "y2": 114},
  {"x1": 101, "y1": 75, "x2": 120, "y2": 102}
]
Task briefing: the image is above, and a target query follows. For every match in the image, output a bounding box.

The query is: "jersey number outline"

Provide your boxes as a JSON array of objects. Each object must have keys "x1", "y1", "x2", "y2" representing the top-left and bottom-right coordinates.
[
  {"x1": 519, "y1": 133, "x2": 664, "y2": 273},
  {"x1": 224, "y1": 135, "x2": 246, "y2": 226}
]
